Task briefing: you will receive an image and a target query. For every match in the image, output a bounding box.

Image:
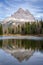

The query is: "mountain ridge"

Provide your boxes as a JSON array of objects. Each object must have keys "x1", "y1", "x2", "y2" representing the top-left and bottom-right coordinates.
[{"x1": 3, "y1": 8, "x2": 35, "y2": 24}]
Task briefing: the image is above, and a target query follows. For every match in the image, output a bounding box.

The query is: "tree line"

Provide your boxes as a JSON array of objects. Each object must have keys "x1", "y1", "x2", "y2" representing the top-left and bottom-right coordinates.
[
  {"x1": 0, "y1": 20, "x2": 43, "y2": 35},
  {"x1": 0, "y1": 23, "x2": 3, "y2": 35},
  {"x1": 8, "y1": 20, "x2": 43, "y2": 35}
]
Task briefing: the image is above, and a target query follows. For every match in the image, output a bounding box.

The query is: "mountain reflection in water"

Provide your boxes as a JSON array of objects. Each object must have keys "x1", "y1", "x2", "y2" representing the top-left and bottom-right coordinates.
[{"x1": 0, "y1": 39, "x2": 43, "y2": 65}]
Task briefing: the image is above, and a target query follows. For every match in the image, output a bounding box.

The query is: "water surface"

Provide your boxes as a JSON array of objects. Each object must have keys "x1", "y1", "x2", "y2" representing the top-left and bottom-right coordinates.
[
  {"x1": 0, "y1": 39, "x2": 43, "y2": 65},
  {"x1": 0, "y1": 36, "x2": 43, "y2": 40}
]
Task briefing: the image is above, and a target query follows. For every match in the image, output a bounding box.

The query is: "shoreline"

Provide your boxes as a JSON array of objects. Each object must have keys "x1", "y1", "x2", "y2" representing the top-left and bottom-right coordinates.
[
  {"x1": 0, "y1": 35, "x2": 43, "y2": 40},
  {"x1": 0, "y1": 34, "x2": 43, "y2": 37}
]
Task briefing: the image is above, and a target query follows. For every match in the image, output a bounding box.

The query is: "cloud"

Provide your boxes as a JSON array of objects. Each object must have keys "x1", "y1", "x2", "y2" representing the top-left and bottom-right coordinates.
[{"x1": 0, "y1": 0, "x2": 43, "y2": 20}]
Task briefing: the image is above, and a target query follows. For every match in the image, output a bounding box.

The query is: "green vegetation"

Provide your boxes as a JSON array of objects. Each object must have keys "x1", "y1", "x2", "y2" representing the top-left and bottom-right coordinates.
[
  {"x1": 8, "y1": 21, "x2": 43, "y2": 35},
  {"x1": 0, "y1": 20, "x2": 43, "y2": 35},
  {"x1": 25, "y1": 22, "x2": 31, "y2": 34},
  {"x1": 0, "y1": 23, "x2": 3, "y2": 35}
]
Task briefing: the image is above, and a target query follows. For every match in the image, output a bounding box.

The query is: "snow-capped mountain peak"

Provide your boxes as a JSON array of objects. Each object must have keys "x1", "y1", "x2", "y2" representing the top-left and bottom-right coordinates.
[{"x1": 3, "y1": 8, "x2": 35, "y2": 24}]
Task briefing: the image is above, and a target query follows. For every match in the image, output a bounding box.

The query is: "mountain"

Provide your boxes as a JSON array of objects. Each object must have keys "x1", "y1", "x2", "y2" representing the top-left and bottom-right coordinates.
[
  {"x1": 12, "y1": 8, "x2": 35, "y2": 20},
  {"x1": 3, "y1": 8, "x2": 35, "y2": 24}
]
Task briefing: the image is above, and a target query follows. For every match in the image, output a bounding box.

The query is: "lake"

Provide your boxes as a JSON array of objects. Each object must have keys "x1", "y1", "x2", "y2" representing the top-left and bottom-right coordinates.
[{"x1": 0, "y1": 36, "x2": 43, "y2": 65}]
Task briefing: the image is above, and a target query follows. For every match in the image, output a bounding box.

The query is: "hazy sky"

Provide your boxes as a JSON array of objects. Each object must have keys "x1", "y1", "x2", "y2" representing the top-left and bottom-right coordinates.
[{"x1": 0, "y1": 0, "x2": 43, "y2": 20}]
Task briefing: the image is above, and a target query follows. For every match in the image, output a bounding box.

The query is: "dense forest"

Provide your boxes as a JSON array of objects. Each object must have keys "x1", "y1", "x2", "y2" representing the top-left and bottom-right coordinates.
[
  {"x1": 0, "y1": 23, "x2": 3, "y2": 35},
  {"x1": 8, "y1": 20, "x2": 43, "y2": 35},
  {"x1": 0, "y1": 20, "x2": 43, "y2": 35}
]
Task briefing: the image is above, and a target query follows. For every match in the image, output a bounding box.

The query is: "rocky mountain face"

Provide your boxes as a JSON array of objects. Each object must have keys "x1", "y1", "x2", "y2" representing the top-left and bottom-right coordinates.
[
  {"x1": 12, "y1": 8, "x2": 35, "y2": 20},
  {"x1": 3, "y1": 8, "x2": 35, "y2": 24}
]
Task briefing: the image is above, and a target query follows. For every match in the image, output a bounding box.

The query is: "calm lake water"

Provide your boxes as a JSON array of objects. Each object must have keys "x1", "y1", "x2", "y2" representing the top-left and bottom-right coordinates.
[{"x1": 0, "y1": 37, "x2": 43, "y2": 65}]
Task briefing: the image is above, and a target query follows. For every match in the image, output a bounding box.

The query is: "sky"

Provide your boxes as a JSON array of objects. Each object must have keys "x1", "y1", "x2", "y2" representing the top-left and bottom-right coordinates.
[{"x1": 0, "y1": 0, "x2": 43, "y2": 20}]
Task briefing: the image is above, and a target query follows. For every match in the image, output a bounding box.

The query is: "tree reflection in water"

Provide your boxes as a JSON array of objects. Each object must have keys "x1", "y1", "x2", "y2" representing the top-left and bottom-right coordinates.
[
  {"x1": 0, "y1": 39, "x2": 43, "y2": 62},
  {"x1": 0, "y1": 39, "x2": 43, "y2": 50}
]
